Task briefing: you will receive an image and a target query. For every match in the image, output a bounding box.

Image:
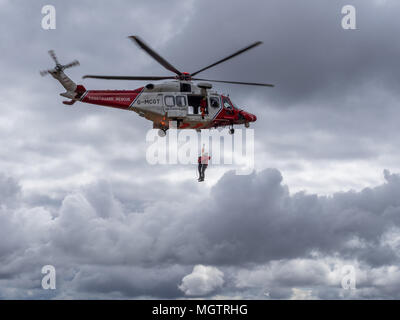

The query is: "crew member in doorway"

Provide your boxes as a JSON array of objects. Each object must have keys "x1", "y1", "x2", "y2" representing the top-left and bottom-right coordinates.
[
  {"x1": 198, "y1": 145, "x2": 211, "y2": 182},
  {"x1": 200, "y1": 96, "x2": 207, "y2": 119}
]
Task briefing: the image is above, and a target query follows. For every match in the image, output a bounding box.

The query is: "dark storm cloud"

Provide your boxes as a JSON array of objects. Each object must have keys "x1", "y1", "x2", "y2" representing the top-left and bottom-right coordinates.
[
  {"x1": 181, "y1": 169, "x2": 400, "y2": 266},
  {"x1": 1, "y1": 168, "x2": 400, "y2": 298},
  {"x1": 73, "y1": 265, "x2": 187, "y2": 299}
]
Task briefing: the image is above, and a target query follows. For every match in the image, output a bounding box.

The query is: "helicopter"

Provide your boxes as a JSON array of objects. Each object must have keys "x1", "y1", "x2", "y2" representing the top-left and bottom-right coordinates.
[{"x1": 41, "y1": 36, "x2": 274, "y2": 136}]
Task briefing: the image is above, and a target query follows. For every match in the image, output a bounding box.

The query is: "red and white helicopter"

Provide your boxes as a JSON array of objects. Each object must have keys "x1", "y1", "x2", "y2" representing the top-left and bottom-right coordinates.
[{"x1": 41, "y1": 36, "x2": 274, "y2": 136}]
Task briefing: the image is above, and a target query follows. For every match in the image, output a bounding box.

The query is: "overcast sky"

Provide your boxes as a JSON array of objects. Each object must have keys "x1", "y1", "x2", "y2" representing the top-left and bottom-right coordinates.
[{"x1": 1, "y1": 0, "x2": 400, "y2": 299}]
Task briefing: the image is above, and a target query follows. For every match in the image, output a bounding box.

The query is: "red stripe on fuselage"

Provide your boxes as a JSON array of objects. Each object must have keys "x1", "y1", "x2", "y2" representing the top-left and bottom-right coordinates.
[
  {"x1": 193, "y1": 123, "x2": 204, "y2": 129},
  {"x1": 179, "y1": 123, "x2": 190, "y2": 129},
  {"x1": 81, "y1": 87, "x2": 143, "y2": 110}
]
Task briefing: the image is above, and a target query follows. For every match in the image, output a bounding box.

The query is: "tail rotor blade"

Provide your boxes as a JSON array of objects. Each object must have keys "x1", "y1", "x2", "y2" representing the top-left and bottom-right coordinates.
[
  {"x1": 48, "y1": 50, "x2": 59, "y2": 65},
  {"x1": 63, "y1": 60, "x2": 80, "y2": 70},
  {"x1": 41, "y1": 51, "x2": 80, "y2": 77},
  {"x1": 40, "y1": 70, "x2": 52, "y2": 77}
]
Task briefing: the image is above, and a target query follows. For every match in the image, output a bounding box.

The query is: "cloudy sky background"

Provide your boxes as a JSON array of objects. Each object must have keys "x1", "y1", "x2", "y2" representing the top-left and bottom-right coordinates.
[{"x1": 1, "y1": 0, "x2": 400, "y2": 299}]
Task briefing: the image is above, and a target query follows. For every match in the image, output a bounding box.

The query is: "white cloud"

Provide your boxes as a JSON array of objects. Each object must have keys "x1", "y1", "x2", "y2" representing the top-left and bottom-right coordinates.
[{"x1": 178, "y1": 265, "x2": 224, "y2": 296}]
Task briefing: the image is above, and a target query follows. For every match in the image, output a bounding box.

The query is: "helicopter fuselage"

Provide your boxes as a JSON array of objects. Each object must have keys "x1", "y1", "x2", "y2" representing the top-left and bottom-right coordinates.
[
  {"x1": 76, "y1": 80, "x2": 257, "y2": 132},
  {"x1": 43, "y1": 36, "x2": 272, "y2": 135}
]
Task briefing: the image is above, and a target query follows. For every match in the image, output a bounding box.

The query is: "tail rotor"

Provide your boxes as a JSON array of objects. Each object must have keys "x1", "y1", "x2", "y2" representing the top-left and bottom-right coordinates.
[{"x1": 40, "y1": 50, "x2": 80, "y2": 76}]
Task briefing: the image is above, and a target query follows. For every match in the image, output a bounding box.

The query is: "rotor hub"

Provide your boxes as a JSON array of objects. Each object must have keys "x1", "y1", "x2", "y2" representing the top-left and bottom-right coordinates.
[{"x1": 177, "y1": 72, "x2": 192, "y2": 81}]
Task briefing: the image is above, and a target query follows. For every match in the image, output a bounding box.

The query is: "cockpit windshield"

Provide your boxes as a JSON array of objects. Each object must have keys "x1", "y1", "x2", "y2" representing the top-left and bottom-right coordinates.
[
  {"x1": 222, "y1": 96, "x2": 236, "y2": 110},
  {"x1": 231, "y1": 101, "x2": 241, "y2": 110}
]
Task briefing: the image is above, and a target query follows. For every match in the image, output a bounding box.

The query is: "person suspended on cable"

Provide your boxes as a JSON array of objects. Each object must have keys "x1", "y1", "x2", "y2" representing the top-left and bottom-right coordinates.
[{"x1": 198, "y1": 145, "x2": 211, "y2": 182}]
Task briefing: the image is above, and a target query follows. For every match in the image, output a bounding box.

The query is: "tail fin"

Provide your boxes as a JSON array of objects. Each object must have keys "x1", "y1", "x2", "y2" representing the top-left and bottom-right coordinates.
[
  {"x1": 53, "y1": 71, "x2": 77, "y2": 94},
  {"x1": 41, "y1": 50, "x2": 83, "y2": 100}
]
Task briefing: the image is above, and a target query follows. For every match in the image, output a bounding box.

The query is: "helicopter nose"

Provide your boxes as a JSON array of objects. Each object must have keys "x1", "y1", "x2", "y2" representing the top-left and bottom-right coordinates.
[
  {"x1": 241, "y1": 111, "x2": 257, "y2": 122},
  {"x1": 249, "y1": 113, "x2": 257, "y2": 122}
]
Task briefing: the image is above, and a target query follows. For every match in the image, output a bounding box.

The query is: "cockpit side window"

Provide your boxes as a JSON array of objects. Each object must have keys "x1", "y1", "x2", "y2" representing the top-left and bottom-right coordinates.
[
  {"x1": 210, "y1": 97, "x2": 220, "y2": 108},
  {"x1": 176, "y1": 96, "x2": 186, "y2": 107},
  {"x1": 165, "y1": 96, "x2": 175, "y2": 107}
]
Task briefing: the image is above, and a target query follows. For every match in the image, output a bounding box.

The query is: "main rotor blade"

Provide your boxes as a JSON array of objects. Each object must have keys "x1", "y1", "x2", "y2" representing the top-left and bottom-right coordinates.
[
  {"x1": 40, "y1": 70, "x2": 51, "y2": 77},
  {"x1": 82, "y1": 75, "x2": 176, "y2": 81},
  {"x1": 193, "y1": 78, "x2": 274, "y2": 87},
  {"x1": 191, "y1": 41, "x2": 263, "y2": 77},
  {"x1": 129, "y1": 36, "x2": 182, "y2": 76},
  {"x1": 48, "y1": 50, "x2": 59, "y2": 65}
]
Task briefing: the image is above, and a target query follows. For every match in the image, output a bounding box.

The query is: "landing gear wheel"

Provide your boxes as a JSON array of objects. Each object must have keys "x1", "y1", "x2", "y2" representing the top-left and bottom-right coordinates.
[
  {"x1": 158, "y1": 129, "x2": 167, "y2": 137},
  {"x1": 229, "y1": 128, "x2": 235, "y2": 135}
]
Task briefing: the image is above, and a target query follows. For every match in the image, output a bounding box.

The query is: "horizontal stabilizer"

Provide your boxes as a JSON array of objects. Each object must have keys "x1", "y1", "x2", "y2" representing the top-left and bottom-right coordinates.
[{"x1": 62, "y1": 100, "x2": 76, "y2": 106}]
